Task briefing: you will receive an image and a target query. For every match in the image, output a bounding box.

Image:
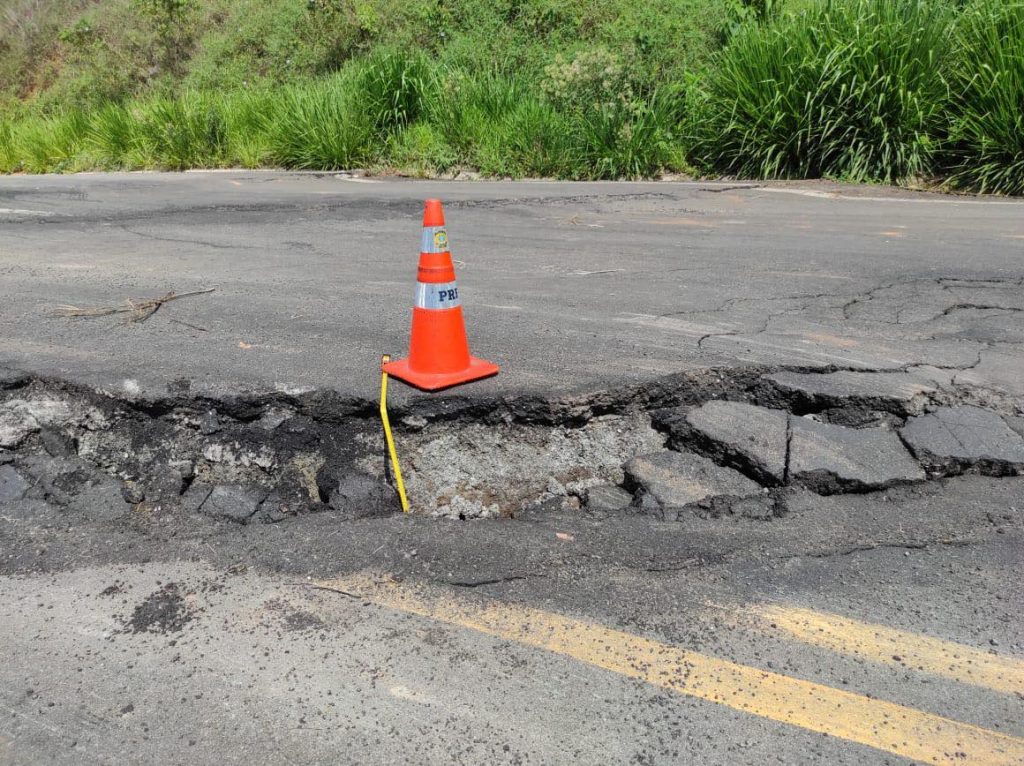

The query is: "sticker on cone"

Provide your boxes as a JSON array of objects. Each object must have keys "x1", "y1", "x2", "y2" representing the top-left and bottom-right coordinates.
[{"x1": 383, "y1": 199, "x2": 499, "y2": 391}]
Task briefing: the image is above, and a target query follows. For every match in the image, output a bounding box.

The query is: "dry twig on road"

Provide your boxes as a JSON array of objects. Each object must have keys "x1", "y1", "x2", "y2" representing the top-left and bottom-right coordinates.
[{"x1": 52, "y1": 288, "x2": 215, "y2": 324}]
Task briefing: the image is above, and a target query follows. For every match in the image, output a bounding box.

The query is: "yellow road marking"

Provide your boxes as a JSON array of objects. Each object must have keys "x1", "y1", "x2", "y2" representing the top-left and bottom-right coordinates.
[
  {"x1": 318, "y1": 574, "x2": 1024, "y2": 766},
  {"x1": 753, "y1": 604, "x2": 1024, "y2": 696}
]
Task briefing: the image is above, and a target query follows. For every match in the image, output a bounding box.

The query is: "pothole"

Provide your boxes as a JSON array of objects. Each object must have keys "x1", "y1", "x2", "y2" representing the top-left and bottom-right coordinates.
[
  {"x1": 0, "y1": 365, "x2": 1021, "y2": 528},
  {"x1": 397, "y1": 413, "x2": 665, "y2": 518}
]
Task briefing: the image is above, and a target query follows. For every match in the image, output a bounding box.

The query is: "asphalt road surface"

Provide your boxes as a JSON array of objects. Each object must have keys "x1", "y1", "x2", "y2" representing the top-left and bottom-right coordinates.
[
  {"x1": 1, "y1": 173, "x2": 1022, "y2": 765},
  {"x1": 1, "y1": 172, "x2": 1022, "y2": 400}
]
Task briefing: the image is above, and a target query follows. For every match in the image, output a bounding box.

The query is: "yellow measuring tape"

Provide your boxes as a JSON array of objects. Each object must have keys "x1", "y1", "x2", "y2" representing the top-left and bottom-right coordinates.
[{"x1": 379, "y1": 355, "x2": 410, "y2": 513}]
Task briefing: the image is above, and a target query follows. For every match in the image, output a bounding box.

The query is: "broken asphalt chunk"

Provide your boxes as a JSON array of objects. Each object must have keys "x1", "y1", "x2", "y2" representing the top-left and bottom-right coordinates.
[
  {"x1": 198, "y1": 485, "x2": 269, "y2": 524},
  {"x1": 900, "y1": 406, "x2": 1024, "y2": 475},
  {"x1": 1008, "y1": 416, "x2": 1024, "y2": 440},
  {"x1": 324, "y1": 473, "x2": 398, "y2": 520},
  {"x1": 0, "y1": 368, "x2": 28, "y2": 390},
  {"x1": 0, "y1": 465, "x2": 31, "y2": 501},
  {"x1": 764, "y1": 371, "x2": 937, "y2": 416},
  {"x1": 788, "y1": 417, "x2": 924, "y2": 493},
  {"x1": 625, "y1": 450, "x2": 762, "y2": 512},
  {"x1": 583, "y1": 484, "x2": 633, "y2": 514},
  {"x1": 673, "y1": 401, "x2": 789, "y2": 484}
]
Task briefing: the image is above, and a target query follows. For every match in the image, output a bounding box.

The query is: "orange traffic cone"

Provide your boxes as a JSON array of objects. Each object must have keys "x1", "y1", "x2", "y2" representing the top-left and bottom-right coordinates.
[{"x1": 383, "y1": 199, "x2": 499, "y2": 391}]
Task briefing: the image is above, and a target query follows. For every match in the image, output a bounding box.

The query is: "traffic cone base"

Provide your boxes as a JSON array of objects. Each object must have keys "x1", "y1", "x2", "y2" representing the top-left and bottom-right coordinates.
[{"x1": 382, "y1": 355, "x2": 498, "y2": 392}]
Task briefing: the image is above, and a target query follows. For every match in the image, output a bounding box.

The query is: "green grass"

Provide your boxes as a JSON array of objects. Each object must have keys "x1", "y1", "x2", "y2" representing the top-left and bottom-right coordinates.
[
  {"x1": 1, "y1": 0, "x2": 1022, "y2": 192},
  {"x1": 263, "y1": 75, "x2": 374, "y2": 170},
  {"x1": 1, "y1": 0, "x2": 732, "y2": 112},
  {"x1": 689, "y1": 0, "x2": 954, "y2": 183},
  {"x1": 945, "y1": 0, "x2": 1024, "y2": 194},
  {"x1": 1, "y1": 110, "x2": 90, "y2": 173}
]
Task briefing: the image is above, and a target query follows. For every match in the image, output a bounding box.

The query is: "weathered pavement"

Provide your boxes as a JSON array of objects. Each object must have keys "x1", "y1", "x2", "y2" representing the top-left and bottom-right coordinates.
[
  {"x1": 1, "y1": 173, "x2": 1023, "y2": 765},
  {"x1": 1, "y1": 173, "x2": 1022, "y2": 399}
]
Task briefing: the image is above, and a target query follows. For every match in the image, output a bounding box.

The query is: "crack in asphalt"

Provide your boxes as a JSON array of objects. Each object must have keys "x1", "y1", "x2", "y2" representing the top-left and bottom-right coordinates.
[
  {"x1": 117, "y1": 224, "x2": 252, "y2": 252},
  {"x1": 698, "y1": 184, "x2": 764, "y2": 193},
  {"x1": 934, "y1": 303, "x2": 1024, "y2": 320},
  {"x1": 448, "y1": 573, "x2": 543, "y2": 588},
  {"x1": 840, "y1": 281, "x2": 900, "y2": 320},
  {"x1": 776, "y1": 538, "x2": 978, "y2": 560}
]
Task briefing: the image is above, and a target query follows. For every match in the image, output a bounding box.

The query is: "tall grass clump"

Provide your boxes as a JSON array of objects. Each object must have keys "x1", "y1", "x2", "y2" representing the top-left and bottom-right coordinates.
[
  {"x1": 5, "y1": 111, "x2": 90, "y2": 173},
  {"x1": 263, "y1": 73, "x2": 375, "y2": 169},
  {"x1": 577, "y1": 89, "x2": 689, "y2": 179},
  {"x1": 0, "y1": 121, "x2": 16, "y2": 173},
  {"x1": 945, "y1": 0, "x2": 1024, "y2": 194},
  {"x1": 132, "y1": 93, "x2": 230, "y2": 169},
  {"x1": 428, "y1": 70, "x2": 530, "y2": 168},
  {"x1": 427, "y1": 69, "x2": 574, "y2": 177},
  {"x1": 691, "y1": 0, "x2": 954, "y2": 182},
  {"x1": 84, "y1": 103, "x2": 143, "y2": 167},
  {"x1": 475, "y1": 97, "x2": 574, "y2": 177},
  {"x1": 386, "y1": 122, "x2": 459, "y2": 176},
  {"x1": 539, "y1": 48, "x2": 689, "y2": 178},
  {"x1": 355, "y1": 48, "x2": 438, "y2": 133},
  {"x1": 219, "y1": 89, "x2": 277, "y2": 168}
]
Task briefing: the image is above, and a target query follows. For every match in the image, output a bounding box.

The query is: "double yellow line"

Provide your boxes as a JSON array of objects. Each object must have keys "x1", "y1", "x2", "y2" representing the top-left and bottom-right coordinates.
[
  {"x1": 317, "y1": 574, "x2": 1024, "y2": 766},
  {"x1": 753, "y1": 603, "x2": 1024, "y2": 697}
]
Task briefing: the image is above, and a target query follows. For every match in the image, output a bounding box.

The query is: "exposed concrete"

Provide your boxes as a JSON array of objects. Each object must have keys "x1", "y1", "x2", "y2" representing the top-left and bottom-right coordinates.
[
  {"x1": 624, "y1": 450, "x2": 763, "y2": 517},
  {"x1": 900, "y1": 406, "x2": 1024, "y2": 474},
  {"x1": 788, "y1": 417, "x2": 924, "y2": 492},
  {"x1": 402, "y1": 412, "x2": 665, "y2": 517}
]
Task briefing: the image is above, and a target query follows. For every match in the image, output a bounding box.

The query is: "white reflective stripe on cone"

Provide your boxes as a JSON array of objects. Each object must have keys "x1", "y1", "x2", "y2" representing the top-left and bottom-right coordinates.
[
  {"x1": 415, "y1": 281, "x2": 461, "y2": 310},
  {"x1": 421, "y1": 226, "x2": 449, "y2": 253}
]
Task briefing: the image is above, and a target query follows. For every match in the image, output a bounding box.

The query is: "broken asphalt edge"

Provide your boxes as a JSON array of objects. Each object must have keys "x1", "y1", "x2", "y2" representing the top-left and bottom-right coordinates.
[{"x1": 1, "y1": 359, "x2": 1021, "y2": 525}]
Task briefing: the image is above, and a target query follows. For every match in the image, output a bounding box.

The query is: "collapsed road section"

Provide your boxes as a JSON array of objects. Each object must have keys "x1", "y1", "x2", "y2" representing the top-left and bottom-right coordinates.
[{"x1": 1, "y1": 362, "x2": 1021, "y2": 528}]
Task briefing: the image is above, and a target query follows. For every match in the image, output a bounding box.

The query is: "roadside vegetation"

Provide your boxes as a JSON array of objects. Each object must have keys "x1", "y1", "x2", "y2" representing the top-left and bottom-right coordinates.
[{"x1": 1, "y1": 0, "x2": 1022, "y2": 193}]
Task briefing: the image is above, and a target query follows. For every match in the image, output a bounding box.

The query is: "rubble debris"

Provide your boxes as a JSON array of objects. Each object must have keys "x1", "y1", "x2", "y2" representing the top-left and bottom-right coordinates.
[
  {"x1": 435, "y1": 494, "x2": 500, "y2": 520},
  {"x1": 121, "y1": 481, "x2": 145, "y2": 505},
  {"x1": 1, "y1": 361, "x2": 1022, "y2": 528},
  {"x1": 321, "y1": 473, "x2": 397, "y2": 520},
  {"x1": 0, "y1": 409, "x2": 35, "y2": 448},
  {"x1": 124, "y1": 583, "x2": 194, "y2": 634}
]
